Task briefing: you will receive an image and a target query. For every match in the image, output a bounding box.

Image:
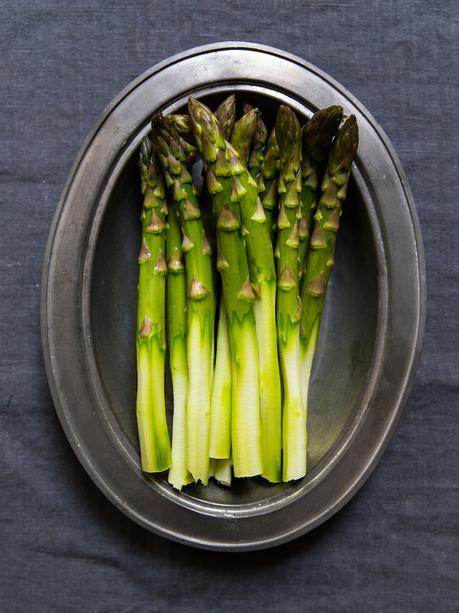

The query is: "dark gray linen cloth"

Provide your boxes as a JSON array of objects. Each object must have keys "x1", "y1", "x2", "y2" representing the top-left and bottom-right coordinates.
[{"x1": 1, "y1": 1, "x2": 457, "y2": 611}]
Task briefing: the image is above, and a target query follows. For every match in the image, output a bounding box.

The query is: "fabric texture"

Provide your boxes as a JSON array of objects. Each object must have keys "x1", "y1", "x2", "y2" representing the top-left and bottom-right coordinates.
[{"x1": 1, "y1": 1, "x2": 457, "y2": 611}]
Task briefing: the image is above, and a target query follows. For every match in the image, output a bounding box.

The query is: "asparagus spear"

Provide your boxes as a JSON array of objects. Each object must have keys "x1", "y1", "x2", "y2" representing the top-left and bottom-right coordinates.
[
  {"x1": 189, "y1": 97, "x2": 282, "y2": 482},
  {"x1": 215, "y1": 94, "x2": 236, "y2": 140},
  {"x1": 230, "y1": 107, "x2": 259, "y2": 166},
  {"x1": 152, "y1": 115, "x2": 215, "y2": 485},
  {"x1": 275, "y1": 105, "x2": 305, "y2": 482},
  {"x1": 166, "y1": 200, "x2": 193, "y2": 490},
  {"x1": 136, "y1": 137, "x2": 171, "y2": 472},
  {"x1": 188, "y1": 97, "x2": 263, "y2": 478},
  {"x1": 209, "y1": 100, "x2": 256, "y2": 464},
  {"x1": 209, "y1": 300, "x2": 232, "y2": 459},
  {"x1": 299, "y1": 106, "x2": 343, "y2": 277},
  {"x1": 210, "y1": 94, "x2": 236, "y2": 460},
  {"x1": 261, "y1": 127, "x2": 280, "y2": 239},
  {"x1": 300, "y1": 116, "x2": 359, "y2": 409}
]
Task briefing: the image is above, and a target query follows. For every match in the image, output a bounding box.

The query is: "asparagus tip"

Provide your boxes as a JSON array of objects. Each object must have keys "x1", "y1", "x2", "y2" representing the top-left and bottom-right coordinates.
[
  {"x1": 302, "y1": 105, "x2": 344, "y2": 163},
  {"x1": 215, "y1": 96, "x2": 237, "y2": 140},
  {"x1": 329, "y1": 114, "x2": 359, "y2": 172},
  {"x1": 275, "y1": 105, "x2": 301, "y2": 171}
]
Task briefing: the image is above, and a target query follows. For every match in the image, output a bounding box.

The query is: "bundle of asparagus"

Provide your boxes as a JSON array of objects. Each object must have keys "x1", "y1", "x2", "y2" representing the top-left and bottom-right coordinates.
[{"x1": 135, "y1": 95, "x2": 359, "y2": 489}]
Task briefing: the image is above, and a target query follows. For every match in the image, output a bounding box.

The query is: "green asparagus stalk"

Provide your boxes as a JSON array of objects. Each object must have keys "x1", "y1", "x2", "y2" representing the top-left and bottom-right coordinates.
[
  {"x1": 208, "y1": 96, "x2": 236, "y2": 464},
  {"x1": 188, "y1": 97, "x2": 263, "y2": 478},
  {"x1": 275, "y1": 105, "x2": 305, "y2": 482},
  {"x1": 189, "y1": 97, "x2": 282, "y2": 482},
  {"x1": 152, "y1": 115, "x2": 215, "y2": 485},
  {"x1": 261, "y1": 127, "x2": 280, "y2": 239},
  {"x1": 300, "y1": 116, "x2": 359, "y2": 408},
  {"x1": 166, "y1": 200, "x2": 193, "y2": 490},
  {"x1": 299, "y1": 106, "x2": 343, "y2": 277},
  {"x1": 136, "y1": 137, "x2": 171, "y2": 472},
  {"x1": 215, "y1": 94, "x2": 236, "y2": 140},
  {"x1": 230, "y1": 107, "x2": 259, "y2": 166},
  {"x1": 209, "y1": 300, "x2": 232, "y2": 459},
  {"x1": 208, "y1": 98, "x2": 239, "y2": 459}
]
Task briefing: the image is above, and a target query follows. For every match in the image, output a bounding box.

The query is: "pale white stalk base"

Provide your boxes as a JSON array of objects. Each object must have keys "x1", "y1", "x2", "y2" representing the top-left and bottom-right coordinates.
[
  {"x1": 231, "y1": 318, "x2": 263, "y2": 478},
  {"x1": 209, "y1": 302, "x2": 232, "y2": 459},
  {"x1": 255, "y1": 283, "x2": 282, "y2": 482},
  {"x1": 186, "y1": 314, "x2": 212, "y2": 484},
  {"x1": 281, "y1": 329, "x2": 307, "y2": 481},
  {"x1": 214, "y1": 457, "x2": 233, "y2": 487},
  {"x1": 168, "y1": 354, "x2": 193, "y2": 490},
  {"x1": 136, "y1": 341, "x2": 171, "y2": 473},
  {"x1": 208, "y1": 458, "x2": 217, "y2": 478}
]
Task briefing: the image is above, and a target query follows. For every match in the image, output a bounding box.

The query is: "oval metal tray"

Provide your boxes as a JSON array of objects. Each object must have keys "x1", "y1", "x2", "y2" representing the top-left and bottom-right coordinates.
[{"x1": 41, "y1": 42, "x2": 425, "y2": 550}]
